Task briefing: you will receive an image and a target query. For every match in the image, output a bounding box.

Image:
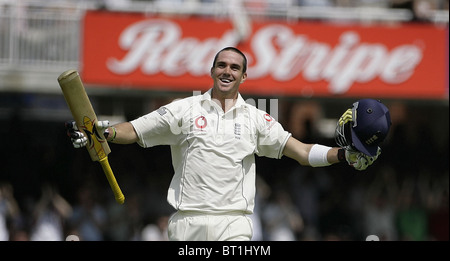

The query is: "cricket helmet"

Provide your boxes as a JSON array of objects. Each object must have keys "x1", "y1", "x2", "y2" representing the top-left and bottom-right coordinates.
[{"x1": 335, "y1": 99, "x2": 392, "y2": 156}]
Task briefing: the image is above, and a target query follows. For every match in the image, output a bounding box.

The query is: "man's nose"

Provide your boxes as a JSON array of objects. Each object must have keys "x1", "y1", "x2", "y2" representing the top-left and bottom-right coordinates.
[{"x1": 223, "y1": 66, "x2": 231, "y2": 74}]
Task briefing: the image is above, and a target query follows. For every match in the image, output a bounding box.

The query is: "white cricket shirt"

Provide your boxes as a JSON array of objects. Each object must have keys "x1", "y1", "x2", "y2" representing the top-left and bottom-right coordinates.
[{"x1": 131, "y1": 89, "x2": 291, "y2": 214}]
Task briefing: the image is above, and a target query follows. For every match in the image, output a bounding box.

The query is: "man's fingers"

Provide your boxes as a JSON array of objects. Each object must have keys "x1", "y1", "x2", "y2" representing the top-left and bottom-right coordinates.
[
  {"x1": 65, "y1": 120, "x2": 79, "y2": 130},
  {"x1": 65, "y1": 122, "x2": 87, "y2": 148},
  {"x1": 68, "y1": 130, "x2": 84, "y2": 139},
  {"x1": 72, "y1": 136, "x2": 87, "y2": 148},
  {"x1": 354, "y1": 158, "x2": 367, "y2": 171},
  {"x1": 97, "y1": 120, "x2": 110, "y2": 129}
]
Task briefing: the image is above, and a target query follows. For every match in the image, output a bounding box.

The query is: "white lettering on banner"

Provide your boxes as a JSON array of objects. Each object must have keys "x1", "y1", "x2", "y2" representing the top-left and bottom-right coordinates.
[
  {"x1": 107, "y1": 19, "x2": 180, "y2": 74},
  {"x1": 107, "y1": 20, "x2": 423, "y2": 94},
  {"x1": 106, "y1": 19, "x2": 239, "y2": 76},
  {"x1": 381, "y1": 45, "x2": 423, "y2": 84}
]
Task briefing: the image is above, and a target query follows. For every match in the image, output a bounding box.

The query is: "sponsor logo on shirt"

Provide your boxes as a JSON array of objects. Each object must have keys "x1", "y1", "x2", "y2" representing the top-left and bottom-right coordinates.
[
  {"x1": 263, "y1": 113, "x2": 276, "y2": 131},
  {"x1": 194, "y1": 116, "x2": 207, "y2": 130}
]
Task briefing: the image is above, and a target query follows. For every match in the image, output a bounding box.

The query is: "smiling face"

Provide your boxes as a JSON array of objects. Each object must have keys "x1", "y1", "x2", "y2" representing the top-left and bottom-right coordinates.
[{"x1": 210, "y1": 50, "x2": 247, "y2": 100}]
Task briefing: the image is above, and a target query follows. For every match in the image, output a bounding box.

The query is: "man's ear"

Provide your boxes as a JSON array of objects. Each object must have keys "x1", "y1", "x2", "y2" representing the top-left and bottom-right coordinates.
[
  {"x1": 240, "y1": 72, "x2": 247, "y2": 83},
  {"x1": 210, "y1": 67, "x2": 214, "y2": 77}
]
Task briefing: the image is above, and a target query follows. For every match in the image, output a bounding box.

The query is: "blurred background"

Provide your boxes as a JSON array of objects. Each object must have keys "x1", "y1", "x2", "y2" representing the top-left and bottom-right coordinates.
[{"x1": 0, "y1": 0, "x2": 448, "y2": 241}]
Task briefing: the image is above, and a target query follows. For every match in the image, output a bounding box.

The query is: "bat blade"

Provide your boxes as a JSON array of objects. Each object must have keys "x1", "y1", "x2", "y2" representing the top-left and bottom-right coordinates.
[{"x1": 58, "y1": 69, "x2": 125, "y2": 204}]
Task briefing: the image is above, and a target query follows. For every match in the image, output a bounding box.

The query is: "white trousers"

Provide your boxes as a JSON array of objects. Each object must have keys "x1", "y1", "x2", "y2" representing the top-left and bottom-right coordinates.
[{"x1": 168, "y1": 211, "x2": 253, "y2": 241}]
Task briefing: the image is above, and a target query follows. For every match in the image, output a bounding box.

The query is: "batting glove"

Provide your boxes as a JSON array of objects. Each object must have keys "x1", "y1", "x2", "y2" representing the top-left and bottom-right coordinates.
[
  {"x1": 65, "y1": 120, "x2": 87, "y2": 148},
  {"x1": 97, "y1": 120, "x2": 110, "y2": 130},
  {"x1": 345, "y1": 147, "x2": 381, "y2": 171},
  {"x1": 97, "y1": 120, "x2": 116, "y2": 141},
  {"x1": 65, "y1": 120, "x2": 111, "y2": 148}
]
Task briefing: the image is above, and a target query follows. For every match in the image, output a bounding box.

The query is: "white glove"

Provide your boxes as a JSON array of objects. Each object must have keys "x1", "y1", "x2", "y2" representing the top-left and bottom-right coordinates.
[
  {"x1": 97, "y1": 120, "x2": 110, "y2": 130},
  {"x1": 345, "y1": 147, "x2": 381, "y2": 171},
  {"x1": 98, "y1": 120, "x2": 115, "y2": 141},
  {"x1": 65, "y1": 120, "x2": 110, "y2": 148},
  {"x1": 65, "y1": 121, "x2": 87, "y2": 148}
]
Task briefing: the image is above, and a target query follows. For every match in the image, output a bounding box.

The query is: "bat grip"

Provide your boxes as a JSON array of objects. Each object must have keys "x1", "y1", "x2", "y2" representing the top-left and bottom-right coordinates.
[{"x1": 99, "y1": 157, "x2": 125, "y2": 204}]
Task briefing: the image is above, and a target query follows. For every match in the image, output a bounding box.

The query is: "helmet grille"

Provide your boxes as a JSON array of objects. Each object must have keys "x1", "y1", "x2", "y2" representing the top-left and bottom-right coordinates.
[{"x1": 335, "y1": 120, "x2": 355, "y2": 151}]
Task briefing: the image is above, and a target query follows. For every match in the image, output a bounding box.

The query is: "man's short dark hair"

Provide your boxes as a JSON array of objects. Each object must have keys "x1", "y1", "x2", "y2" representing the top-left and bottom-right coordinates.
[{"x1": 212, "y1": 47, "x2": 247, "y2": 73}]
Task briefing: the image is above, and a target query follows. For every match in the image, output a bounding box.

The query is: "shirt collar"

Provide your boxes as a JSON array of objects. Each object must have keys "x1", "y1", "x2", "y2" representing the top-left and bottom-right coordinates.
[{"x1": 202, "y1": 88, "x2": 247, "y2": 109}]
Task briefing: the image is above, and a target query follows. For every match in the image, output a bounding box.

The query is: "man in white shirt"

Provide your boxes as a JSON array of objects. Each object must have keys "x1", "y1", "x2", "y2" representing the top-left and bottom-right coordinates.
[{"x1": 67, "y1": 47, "x2": 384, "y2": 241}]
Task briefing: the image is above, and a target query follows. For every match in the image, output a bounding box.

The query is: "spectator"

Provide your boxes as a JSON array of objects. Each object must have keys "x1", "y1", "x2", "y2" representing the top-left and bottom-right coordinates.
[
  {"x1": 396, "y1": 183, "x2": 428, "y2": 241},
  {"x1": 0, "y1": 183, "x2": 20, "y2": 241},
  {"x1": 141, "y1": 214, "x2": 170, "y2": 241},
  {"x1": 427, "y1": 185, "x2": 449, "y2": 241},
  {"x1": 68, "y1": 182, "x2": 108, "y2": 241},
  {"x1": 261, "y1": 187, "x2": 304, "y2": 241},
  {"x1": 362, "y1": 167, "x2": 399, "y2": 241},
  {"x1": 29, "y1": 183, "x2": 72, "y2": 241}
]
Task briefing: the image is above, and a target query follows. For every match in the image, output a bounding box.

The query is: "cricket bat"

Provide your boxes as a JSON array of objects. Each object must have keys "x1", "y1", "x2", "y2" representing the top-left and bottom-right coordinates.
[{"x1": 58, "y1": 69, "x2": 125, "y2": 204}]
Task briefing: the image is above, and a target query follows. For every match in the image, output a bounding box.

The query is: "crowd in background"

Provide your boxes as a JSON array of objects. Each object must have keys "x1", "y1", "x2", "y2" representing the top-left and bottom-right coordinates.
[
  {"x1": 120, "y1": 0, "x2": 449, "y2": 23},
  {"x1": 0, "y1": 98, "x2": 448, "y2": 241},
  {"x1": 2, "y1": 0, "x2": 449, "y2": 23}
]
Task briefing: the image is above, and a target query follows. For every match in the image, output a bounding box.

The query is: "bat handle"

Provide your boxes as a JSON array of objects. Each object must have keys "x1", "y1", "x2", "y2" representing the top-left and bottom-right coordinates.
[{"x1": 99, "y1": 157, "x2": 125, "y2": 204}]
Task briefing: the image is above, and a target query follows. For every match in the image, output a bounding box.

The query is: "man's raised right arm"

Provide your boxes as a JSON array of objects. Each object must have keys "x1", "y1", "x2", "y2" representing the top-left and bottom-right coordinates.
[{"x1": 104, "y1": 122, "x2": 139, "y2": 144}]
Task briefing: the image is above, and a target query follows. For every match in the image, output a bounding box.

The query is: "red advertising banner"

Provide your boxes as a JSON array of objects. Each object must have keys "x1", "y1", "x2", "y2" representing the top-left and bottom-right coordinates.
[{"x1": 81, "y1": 10, "x2": 448, "y2": 99}]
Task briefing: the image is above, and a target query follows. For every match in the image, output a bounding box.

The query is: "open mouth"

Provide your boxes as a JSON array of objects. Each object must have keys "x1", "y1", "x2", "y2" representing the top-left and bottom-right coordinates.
[{"x1": 220, "y1": 78, "x2": 233, "y2": 84}]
